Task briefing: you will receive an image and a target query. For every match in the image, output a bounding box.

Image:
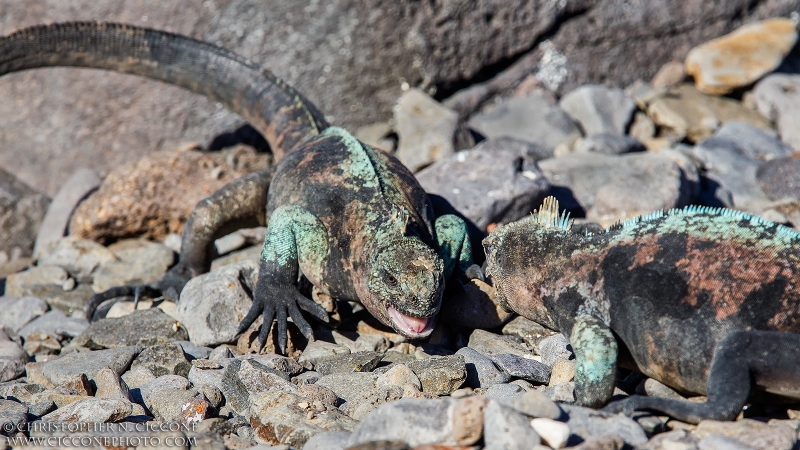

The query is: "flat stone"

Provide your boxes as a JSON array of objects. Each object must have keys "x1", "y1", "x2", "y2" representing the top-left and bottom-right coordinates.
[
  {"x1": 131, "y1": 343, "x2": 191, "y2": 378},
  {"x1": 456, "y1": 347, "x2": 510, "y2": 388},
  {"x1": 406, "y1": 355, "x2": 467, "y2": 395},
  {"x1": 714, "y1": 121, "x2": 794, "y2": 161},
  {"x1": 40, "y1": 397, "x2": 131, "y2": 423},
  {"x1": 33, "y1": 169, "x2": 102, "y2": 258},
  {"x1": 72, "y1": 309, "x2": 188, "y2": 349},
  {"x1": 94, "y1": 368, "x2": 130, "y2": 401},
  {"x1": 758, "y1": 157, "x2": 800, "y2": 204},
  {"x1": 4, "y1": 265, "x2": 69, "y2": 299},
  {"x1": 147, "y1": 387, "x2": 199, "y2": 423},
  {"x1": 686, "y1": 19, "x2": 797, "y2": 95},
  {"x1": 395, "y1": 88, "x2": 461, "y2": 172},
  {"x1": 315, "y1": 351, "x2": 383, "y2": 375},
  {"x1": 573, "y1": 134, "x2": 645, "y2": 155},
  {"x1": 560, "y1": 404, "x2": 647, "y2": 447},
  {"x1": 490, "y1": 354, "x2": 551, "y2": 384},
  {"x1": 177, "y1": 261, "x2": 259, "y2": 347},
  {"x1": 293, "y1": 371, "x2": 322, "y2": 386},
  {"x1": 92, "y1": 239, "x2": 175, "y2": 293},
  {"x1": 416, "y1": 137, "x2": 550, "y2": 230},
  {"x1": 375, "y1": 364, "x2": 422, "y2": 391},
  {"x1": 543, "y1": 382, "x2": 576, "y2": 403},
  {"x1": 697, "y1": 434, "x2": 759, "y2": 450},
  {"x1": 468, "y1": 329, "x2": 533, "y2": 359},
  {"x1": 303, "y1": 431, "x2": 351, "y2": 450},
  {"x1": 36, "y1": 237, "x2": 117, "y2": 280},
  {"x1": 240, "y1": 354, "x2": 304, "y2": 377},
  {"x1": 559, "y1": 85, "x2": 637, "y2": 136},
  {"x1": 220, "y1": 358, "x2": 297, "y2": 415},
  {"x1": 249, "y1": 390, "x2": 357, "y2": 448},
  {"x1": 753, "y1": 74, "x2": 800, "y2": 151},
  {"x1": 121, "y1": 365, "x2": 157, "y2": 390},
  {"x1": 645, "y1": 83, "x2": 771, "y2": 143},
  {"x1": 298, "y1": 383, "x2": 339, "y2": 408},
  {"x1": 484, "y1": 383, "x2": 526, "y2": 404},
  {"x1": 530, "y1": 418, "x2": 570, "y2": 450},
  {"x1": 502, "y1": 316, "x2": 558, "y2": 351},
  {"x1": 0, "y1": 296, "x2": 49, "y2": 335},
  {"x1": 483, "y1": 400, "x2": 541, "y2": 450},
  {"x1": 509, "y1": 390, "x2": 563, "y2": 420},
  {"x1": 538, "y1": 334, "x2": 573, "y2": 367},
  {"x1": 550, "y1": 360, "x2": 576, "y2": 385},
  {"x1": 469, "y1": 95, "x2": 582, "y2": 151},
  {"x1": 176, "y1": 341, "x2": 212, "y2": 360},
  {"x1": 0, "y1": 334, "x2": 27, "y2": 383},
  {"x1": 341, "y1": 384, "x2": 405, "y2": 420},
  {"x1": 317, "y1": 372, "x2": 379, "y2": 403},
  {"x1": 694, "y1": 419, "x2": 796, "y2": 450},
  {"x1": 0, "y1": 167, "x2": 50, "y2": 259},
  {"x1": 41, "y1": 345, "x2": 141, "y2": 386},
  {"x1": 346, "y1": 398, "x2": 471, "y2": 447},
  {"x1": 0, "y1": 399, "x2": 27, "y2": 436}
]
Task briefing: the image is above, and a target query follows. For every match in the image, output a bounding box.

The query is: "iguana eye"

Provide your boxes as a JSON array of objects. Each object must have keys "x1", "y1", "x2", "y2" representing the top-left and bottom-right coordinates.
[{"x1": 384, "y1": 271, "x2": 398, "y2": 287}]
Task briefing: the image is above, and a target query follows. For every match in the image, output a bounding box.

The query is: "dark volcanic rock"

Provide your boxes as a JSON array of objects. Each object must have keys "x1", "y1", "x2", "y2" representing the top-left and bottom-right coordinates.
[{"x1": 71, "y1": 309, "x2": 188, "y2": 349}]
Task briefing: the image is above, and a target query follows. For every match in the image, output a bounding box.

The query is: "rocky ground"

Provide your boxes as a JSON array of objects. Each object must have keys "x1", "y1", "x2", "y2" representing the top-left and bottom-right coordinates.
[{"x1": 2, "y1": 12, "x2": 800, "y2": 450}]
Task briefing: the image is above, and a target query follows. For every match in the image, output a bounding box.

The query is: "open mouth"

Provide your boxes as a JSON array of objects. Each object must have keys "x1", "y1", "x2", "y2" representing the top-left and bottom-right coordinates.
[{"x1": 387, "y1": 306, "x2": 435, "y2": 338}]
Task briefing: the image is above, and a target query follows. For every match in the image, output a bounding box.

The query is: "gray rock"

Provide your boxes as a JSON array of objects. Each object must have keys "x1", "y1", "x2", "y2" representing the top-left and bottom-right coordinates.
[
  {"x1": 559, "y1": 85, "x2": 637, "y2": 136},
  {"x1": 249, "y1": 390, "x2": 357, "y2": 448},
  {"x1": 213, "y1": 231, "x2": 246, "y2": 256},
  {"x1": 0, "y1": 296, "x2": 49, "y2": 335},
  {"x1": 3, "y1": 265, "x2": 69, "y2": 299},
  {"x1": 341, "y1": 384, "x2": 405, "y2": 420},
  {"x1": 219, "y1": 358, "x2": 297, "y2": 415},
  {"x1": 208, "y1": 345, "x2": 235, "y2": 362},
  {"x1": 484, "y1": 383, "x2": 526, "y2": 404},
  {"x1": 91, "y1": 239, "x2": 175, "y2": 293},
  {"x1": 299, "y1": 341, "x2": 352, "y2": 368},
  {"x1": 176, "y1": 341, "x2": 212, "y2": 360},
  {"x1": 406, "y1": 355, "x2": 467, "y2": 395},
  {"x1": 714, "y1": 122, "x2": 795, "y2": 161},
  {"x1": 416, "y1": 137, "x2": 551, "y2": 229},
  {"x1": 346, "y1": 398, "x2": 464, "y2": 447},
  {"x1": 177, "y1": 261, "x2": 258, "y2": 346},
  {"x1": 375, "y1": 364, "x2": 421, "y2": 391},
  {"x1": 395, "y1": 89, "x2": 461, "y2": 172},
  {"x1": 694, "y1": 418, "x2": 796, "y2": 450},
  {"x1": 72, "y1": 309, "x2": 188, "y2": 349},
  {"x1": 41, "y1": 345, "x2": 141, "y2": 386},
  {"x1": 136, "y1": 374, "x2": 191, "y2": 407},
  {"x1": 40, "y1": 397, "x2": 132, "y2": 423},
  {"x1": 36, "y1": 237, "x2": 117, "y2": 280},
  {"x1": 27, "y1": 400, "x2": 56, "y2": 419},
  {"x1": 293, "y1": 371, "x2": 322, "y2": 386},
  {"x1": 560, "y1": 404, "x2": 648, "y2": 447},
  {"x1": 94, "y1": 368, "x2": 130, "y2": 401},
  {"x1": 456, "y1": 347, "x2": 510, "y2": 388},
  {"x1": 0, "y1": 166, "x2": 50, "y2": 258},
  {"x1": 468, "y1": 96, "x2": 582, "y2": 151},
  {"x1": 698, "y1": 434, "x2": 758, "y2": 450},
  {"x1": 121, "y1": 365, "x2": 157, "y2": 390},
  {"x1": 753, "y1": 74, "x2": 800, "y2": 150},
  {"x1": 502, "y1": 316, "x2": 558, "y2": 351},
  {"x1": 33, "y1": 169, "x2": 102, "y2": 258},
  {"x1": 303, "y1": 431, "x2": 351, "y2": 450},
  {"x1": 187, "y1": 360, "x2": 226, "y2": 392},
  {"x1": 147, "y1": 387, "x2": 199, "y2": 423},
  {"x1": 757, "y1": 157, "x2": 800, "y2": 202},
  {"x1": 0, "y1": 332, "x2": 27, "y2": 382},
  {"x1": 131, "y1": 343, "x2": 191, "y2": 378},
  {"x1": 0, "y1": 399, "x2": 27, "y2": 436},
  {"x1": 468, "y1": 329, "x2": 533, "y2": 359},
  {"x1": 483, "y1": 400, "x2": 541, "y2": 450},
  {"x1": 298, "y1": 383, "x2": 339, "y2": 408},
  {"x1": 573, "y1": 134, "x2": 646, "y2": 155},
  {"x1": 490, "y1": 354, "x2": 551, "y2": 384},
  {"x1": 538, "y1": 334, "x2": 574, "y2": 367},
  {"x1": 317, "y1": 372, "x2": 379, "y2": 403},
  {"x1": 539, "y1": 152, "x2": 695, "y2": 225},
  {"x1": 509, "y1": 390, "x2": 563, "y2": 420},
  {"x1": 313, "y1": 351, "x2": 382, "y2": 376},
  {"x1": 240, "y1": 354, "x2": 304, "y2": 377}
]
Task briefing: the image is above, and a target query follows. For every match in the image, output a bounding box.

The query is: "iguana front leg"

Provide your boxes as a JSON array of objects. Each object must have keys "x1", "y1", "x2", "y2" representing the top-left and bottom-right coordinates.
[
  {"x1": 235, "y1": 204, "x2": 330, "y2": 352},
  {"x1": 85, "y1": 168, "x2": 274, "y2": 320},
  {"x1": 571, "y1": 314, "x2": 618, "y2": 408},
  {"x1": 435, "y1": 214, "x2": 481, "y2": 281}
]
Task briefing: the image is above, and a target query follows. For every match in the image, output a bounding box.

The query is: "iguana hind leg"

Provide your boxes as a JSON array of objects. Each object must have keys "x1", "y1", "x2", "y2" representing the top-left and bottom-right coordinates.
[
  {"x1": 572, "y1": 315, "x2": 618, "y2": 408},
  {"x1": 85, "y1": 168, "x2": 274, "y2": 320},
  {"x1": 435, "y1": 214, "x2": 481, "y2": 281},
  {"x1": 604, "y1": 330, "x2": 800, "y2": 423}
]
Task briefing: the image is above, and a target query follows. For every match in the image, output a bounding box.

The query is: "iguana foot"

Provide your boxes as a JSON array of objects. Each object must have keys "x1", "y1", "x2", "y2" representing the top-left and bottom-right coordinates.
[{"x1": 236, "y1": 283, "x2": 329, "y2": 354}]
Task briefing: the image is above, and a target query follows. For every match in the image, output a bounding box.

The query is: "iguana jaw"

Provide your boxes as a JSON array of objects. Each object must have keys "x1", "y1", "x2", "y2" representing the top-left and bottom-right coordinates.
[{"x1": 387, "y1": 306, "x2": 436, "y2": 338}]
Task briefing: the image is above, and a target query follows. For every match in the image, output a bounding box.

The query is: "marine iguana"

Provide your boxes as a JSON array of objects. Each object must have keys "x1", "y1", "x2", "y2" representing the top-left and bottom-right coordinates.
[
  {"x1": 0, "y1": 22, "x2": 477, "y2": 351},
  {"x1": 484, "y1": 196, "x2": 800, "y2": 423}
]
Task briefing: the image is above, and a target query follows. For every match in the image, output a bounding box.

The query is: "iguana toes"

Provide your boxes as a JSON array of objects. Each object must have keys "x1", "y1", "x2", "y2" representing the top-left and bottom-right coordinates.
[
  {"x1": 0, "y1": 22, "x2": 476, "y2": 350},
  {"x1": 484, "y1": 196, "x2": 800, "y2": 423}
]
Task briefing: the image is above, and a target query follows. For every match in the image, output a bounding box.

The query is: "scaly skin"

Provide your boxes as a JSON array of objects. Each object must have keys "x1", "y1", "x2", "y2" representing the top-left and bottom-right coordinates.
[
  {"x1": 484, "y1": 196, "x2": 800, "y2": 423},
  {"x1": 0, "y1": 22, "x2": 476, "y2": 350}
]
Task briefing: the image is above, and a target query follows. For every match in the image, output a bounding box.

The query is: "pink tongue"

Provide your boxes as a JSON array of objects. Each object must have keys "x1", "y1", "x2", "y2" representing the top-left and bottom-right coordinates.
[{"x1": 401, "y1": 313, "x2": 429, "y2": 333}]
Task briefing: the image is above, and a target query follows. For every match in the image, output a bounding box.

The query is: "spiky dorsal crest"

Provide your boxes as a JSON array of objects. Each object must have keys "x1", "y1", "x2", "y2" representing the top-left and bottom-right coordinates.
[{"x1": 533, "y1": 196, "x2": 572, "y2": 231}]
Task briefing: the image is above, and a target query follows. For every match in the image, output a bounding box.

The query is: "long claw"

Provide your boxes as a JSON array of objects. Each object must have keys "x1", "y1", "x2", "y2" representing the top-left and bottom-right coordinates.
[
  {"x1": 277, "y1": 307, "x2": 288, "y2": 354},
  {"x1": 296, "y1": 295, "x2": 330, "y2": 323},
  {"x1": 257, "y1": 304, "x2": 276, "y2": 351},
  {"x1": 237, "y1": 298, "x2": 263, "y2": 336},
  {"x1": 288, "y1": 302, "x2": 314, "y2": 341}
]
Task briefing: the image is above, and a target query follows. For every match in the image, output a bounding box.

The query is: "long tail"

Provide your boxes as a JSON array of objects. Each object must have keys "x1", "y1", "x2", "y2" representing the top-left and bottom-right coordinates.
[{"x1": 0, "y1": 22, "x2": 328, "y2": 159}]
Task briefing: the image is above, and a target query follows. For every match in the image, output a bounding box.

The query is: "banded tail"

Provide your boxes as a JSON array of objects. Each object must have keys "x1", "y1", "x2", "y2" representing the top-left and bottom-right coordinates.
[{"x1": 0, "y1": 21, "x2": 328, "y2": 159}]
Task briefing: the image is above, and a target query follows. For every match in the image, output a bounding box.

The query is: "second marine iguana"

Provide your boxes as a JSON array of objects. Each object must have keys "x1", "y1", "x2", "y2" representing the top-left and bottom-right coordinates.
[
  {"x1": 0, "y1": 22, "x2": 478, "y2": 350},
  {"x1": 484, "y1": 196, "x2": 800, "y2": 423}
]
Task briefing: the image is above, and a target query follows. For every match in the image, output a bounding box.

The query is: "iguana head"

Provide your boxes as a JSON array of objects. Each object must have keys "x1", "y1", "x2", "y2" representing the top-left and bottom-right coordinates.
[
  {"x1": 483, "y1": 196, "x2": 570, "y2": 329},
  {"x1": 364, "y1": 236, "x2": 444, "y2": 339}
]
